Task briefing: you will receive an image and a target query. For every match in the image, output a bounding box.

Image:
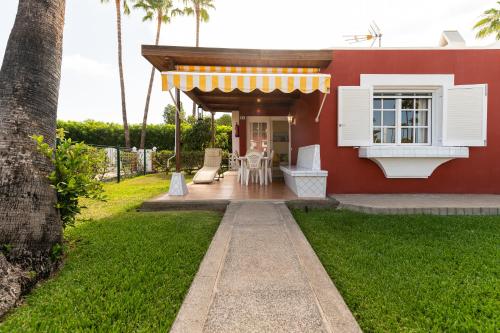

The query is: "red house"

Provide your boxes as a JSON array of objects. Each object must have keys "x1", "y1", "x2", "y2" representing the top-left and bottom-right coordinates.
[{"x1": 142, "y1": 31, "x2": 500, "y2": 198}]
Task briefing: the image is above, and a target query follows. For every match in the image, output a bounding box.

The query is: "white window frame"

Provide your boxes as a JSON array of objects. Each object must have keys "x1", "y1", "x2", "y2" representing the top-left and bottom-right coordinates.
[
  {"x1": 361, "y1": 74, "x2": 455, "y2": 148},
  {"x1": 372, "y1": 91, "x2": 433, "y2": 146}
]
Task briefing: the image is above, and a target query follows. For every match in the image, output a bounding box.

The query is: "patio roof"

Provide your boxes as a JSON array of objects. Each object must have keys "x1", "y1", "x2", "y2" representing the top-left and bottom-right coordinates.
[{"x1": 141, "y1": 45, "x2": 333, "y2": 112}]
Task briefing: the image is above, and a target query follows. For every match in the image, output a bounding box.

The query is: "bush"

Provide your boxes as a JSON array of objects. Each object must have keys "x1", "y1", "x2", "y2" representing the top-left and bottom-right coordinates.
[
  {"x1": 152, "y1": 150, "x2": 205, "y2": 174},
  {"x1": 57, "y1": 120, "x2": 232, "y2": 152},
  {"x1": 32, "y1": 129, "x2": 106, "y2": 228}
]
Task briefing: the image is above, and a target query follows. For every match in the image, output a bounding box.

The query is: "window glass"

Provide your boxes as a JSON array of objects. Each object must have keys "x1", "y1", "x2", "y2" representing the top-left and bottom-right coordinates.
[
  {"x1": 415, "y1": 128, "x2": 428, "y2": 143},
  {"x1": 373, "y1": 111, "x2": 381, "y2": 126},
  {"x1": 416, "y1": 98, "x2": 428, "y2": 109},
  {"x1": 372, "y1": 93, "x2": 431, "y2": 145},
  {"x1": 383, "y1": 99, "x2": 396, "y2": 109},
  {"x1": 383, "y1": 111, "x2": 395, "y2": 126},
  {"x1": 415, "y1": 111, "x2": 428, "y2": 126},
  {"x1": 373, "y1": 128, "x2": 382, "y2": 143},
  {"x1": 401, "y1": 111, "x2": 414, "y2": 126},
  {"x1": 383, "y1": 128, "x2": 396, "y2": 143},
  {"x1": 401, "y1": 128, "x2": 414, "y2": 143},
  {"x1": 402, "y1": 99, "x2": 414, "y2": 109}
]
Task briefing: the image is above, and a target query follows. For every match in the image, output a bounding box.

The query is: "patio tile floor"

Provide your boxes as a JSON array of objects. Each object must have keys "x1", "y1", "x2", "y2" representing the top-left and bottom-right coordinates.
[{"x1": 150, "y1": 171, "x2": 298, "y2": 201}]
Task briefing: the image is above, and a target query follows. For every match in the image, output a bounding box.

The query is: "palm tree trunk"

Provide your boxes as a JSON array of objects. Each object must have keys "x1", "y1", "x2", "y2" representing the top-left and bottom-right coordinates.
[
  {"x1": 139, "y1": 13, "x2": 162, "y2": 150},
  {"x1": 195, "y1": 6, "x2": 200, "y2": 47},
  {"x1": 0, "y1": 0, "x2": 64, "y2": 274},
  {"x1": 115, "y1": 0, "x2": 130, "y2": 148},
  {"x1": 192, "y1": 7, "x2": 201, "y2": 117}
]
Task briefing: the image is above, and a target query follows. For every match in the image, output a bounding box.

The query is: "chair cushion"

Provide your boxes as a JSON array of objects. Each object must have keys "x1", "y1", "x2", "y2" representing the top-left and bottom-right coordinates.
[{"x1": 193, "y1": 166, "x2": 219, "y2": 184}]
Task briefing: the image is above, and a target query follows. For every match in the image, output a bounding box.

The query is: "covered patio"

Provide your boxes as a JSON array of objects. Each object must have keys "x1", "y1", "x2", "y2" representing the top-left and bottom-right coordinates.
[
  {"x1": 151, "y1": 171, "x2": 297, "y2": 201},
  {"x1": 141, "y1": 45, "x2": 333, "y2": 200}
]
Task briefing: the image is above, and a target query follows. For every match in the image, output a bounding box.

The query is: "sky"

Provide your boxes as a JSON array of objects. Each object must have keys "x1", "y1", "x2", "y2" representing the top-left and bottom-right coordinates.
[{"x1": 0, "y1": 0, "x2": 497, "y2": 125}]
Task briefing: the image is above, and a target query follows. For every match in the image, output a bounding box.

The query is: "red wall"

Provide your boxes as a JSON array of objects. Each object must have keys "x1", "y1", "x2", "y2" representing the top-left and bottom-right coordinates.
[
  {"x1": 290, "y1": 92, "x2": 320, "y2": 164},
  {"x1": 317, "y1": 49, "x2": 500, "y2": 194}
]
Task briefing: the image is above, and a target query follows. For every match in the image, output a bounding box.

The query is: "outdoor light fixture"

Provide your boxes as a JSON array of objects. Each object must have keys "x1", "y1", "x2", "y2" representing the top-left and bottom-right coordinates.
[
  {"x1": 197, "y1": 106, "x2": 203, "y2": 119},
  {"x1": 257, "y1": 98, "x2": 261, "y2": 103},
  {"x1": 287, "y1": 114, "x2": 294, "y2": 125}
]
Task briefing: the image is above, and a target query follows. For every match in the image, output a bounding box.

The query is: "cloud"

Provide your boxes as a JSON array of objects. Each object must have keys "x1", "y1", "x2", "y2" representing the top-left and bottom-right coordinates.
[{"x1": 62, "y1": 54, "x2": 114, "y2": 79}]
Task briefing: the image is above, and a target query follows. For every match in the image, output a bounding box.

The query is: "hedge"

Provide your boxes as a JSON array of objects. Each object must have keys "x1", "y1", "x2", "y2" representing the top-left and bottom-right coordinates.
[
  {"x1": 57, "y1": 120, "x2": 232, "y2": 151},
  {"x1": 152, "y1": 150, "x2": 231, "y2": 174}
]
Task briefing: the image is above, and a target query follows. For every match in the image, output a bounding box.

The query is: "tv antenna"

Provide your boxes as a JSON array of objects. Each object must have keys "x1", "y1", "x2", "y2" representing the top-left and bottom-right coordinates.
[{"x1": 343, "y1": 21, "x2": 382, "y2": 47}]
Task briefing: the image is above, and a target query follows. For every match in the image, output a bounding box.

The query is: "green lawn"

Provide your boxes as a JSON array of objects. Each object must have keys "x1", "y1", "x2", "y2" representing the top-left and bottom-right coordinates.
[
  {"x1": 0, "y1": 173, "x2": 221, "y2": 332},
  {"x1": 293, "y1": 209, "x2": 499, "y2": 333}
]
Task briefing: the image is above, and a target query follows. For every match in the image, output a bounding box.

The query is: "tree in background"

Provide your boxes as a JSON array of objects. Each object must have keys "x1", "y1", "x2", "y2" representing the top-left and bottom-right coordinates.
[
  {"x1": 473, "y1": 1, "x2": 500, "y2": 40},
  {"x1": 182, "y1": 0, "x2": 215, "y2": 116},
  {"x1": 216, "y1": 113, "x2": 232, "y2": 126},
  {"x1": 0, "y1": 0, "x2": 66, "y2": 292},
  {"x1": 100, "y1": 0, "x2": 131, "y2": 148},
  {"x1": 134, "y1": 0, "x2": 183, "y2": 149},
  {"x1": 163, "y1": 103, "x2": 186, "y2": 124},
  {"x1": 182, "y1": 117, "x2": 212, "y2": 150},
  {"x1": 182, "y1": 0, "x2": 215, "y2": 47}
]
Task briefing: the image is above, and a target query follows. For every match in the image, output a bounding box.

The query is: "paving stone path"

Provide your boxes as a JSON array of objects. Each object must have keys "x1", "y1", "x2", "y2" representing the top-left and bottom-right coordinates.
[{"x1": 170, "y1": 202, "x2": 361, "y2": 333}]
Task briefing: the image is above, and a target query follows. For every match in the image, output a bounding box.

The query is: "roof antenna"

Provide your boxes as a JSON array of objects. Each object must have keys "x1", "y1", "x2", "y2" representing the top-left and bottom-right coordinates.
[{"x1": 343, "y1": 21, "x2": 383, "y2": 47}]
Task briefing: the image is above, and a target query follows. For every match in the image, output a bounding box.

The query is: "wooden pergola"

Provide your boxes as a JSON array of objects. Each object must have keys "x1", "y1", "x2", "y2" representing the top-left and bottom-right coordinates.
[{"x1": 141, "y1": 45, "x2": 333, "y2": 172}]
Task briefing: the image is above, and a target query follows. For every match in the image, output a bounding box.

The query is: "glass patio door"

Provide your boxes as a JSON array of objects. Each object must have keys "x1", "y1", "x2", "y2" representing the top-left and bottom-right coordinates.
[{"x1": 249, "y1": 120, "x2": 269, "y2": 152}]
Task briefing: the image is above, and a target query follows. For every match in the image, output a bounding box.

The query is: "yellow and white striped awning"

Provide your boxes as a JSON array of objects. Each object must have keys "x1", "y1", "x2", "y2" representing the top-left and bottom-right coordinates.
[
  {"x1": 175, "y1": 65, "x2": 321, "y2": 74},
  {"x1": 161, "y1": 66, "x2": 330, "y2": 94}
]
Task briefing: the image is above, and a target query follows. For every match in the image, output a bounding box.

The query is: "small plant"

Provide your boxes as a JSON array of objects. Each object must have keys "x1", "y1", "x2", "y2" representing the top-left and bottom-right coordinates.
[
  {"x1": 32, "y1": 129, "x2": 106, "y2": 228},
  {"x1": 0, "y1": 243, "x2": 13, "y2": 255},
  {"x1": 50, "y1": 243, "x2": 64, "y2": 262}
]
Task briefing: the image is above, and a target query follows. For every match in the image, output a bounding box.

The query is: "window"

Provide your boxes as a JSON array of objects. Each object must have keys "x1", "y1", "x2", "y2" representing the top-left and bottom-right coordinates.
[{"x1": 373, "y1": 92, "x2": 431, "y2": 145}]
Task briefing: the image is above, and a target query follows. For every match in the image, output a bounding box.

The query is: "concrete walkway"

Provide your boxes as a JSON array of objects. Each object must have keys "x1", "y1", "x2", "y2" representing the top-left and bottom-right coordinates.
[
  {"x1": 170, "y1": 202, "x2": 360, "y2": 333},
  {"x1": 333, "y1": 194, "x2": 500, "y2": 215}
]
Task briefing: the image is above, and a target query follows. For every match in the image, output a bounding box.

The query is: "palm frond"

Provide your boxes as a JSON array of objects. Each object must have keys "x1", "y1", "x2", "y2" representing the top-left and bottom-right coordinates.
[
  {"x1": 199, "y1": 9, "x2": 210, "y2": 22},
  {"x1": 142, "y1": 11, "x2": 154, "y2": 21},
  {"x1": 183, "y1": 7, "x2": 195, "y2": 16},
  {"x1": 123, "y1": 1, "x2": 131, "y2": 15},
  {"x1": 472, "y1": 2, "x2": 500, "y2": 40}
]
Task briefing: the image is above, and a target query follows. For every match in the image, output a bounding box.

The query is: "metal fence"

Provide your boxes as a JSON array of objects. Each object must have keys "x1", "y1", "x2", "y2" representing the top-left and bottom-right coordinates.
[
  {"x1": 91, "y1": 145, "x2": 232, "y2": 183},
  {"x1": 92, "y1": 145, "x2": 155, "y2": 182}
]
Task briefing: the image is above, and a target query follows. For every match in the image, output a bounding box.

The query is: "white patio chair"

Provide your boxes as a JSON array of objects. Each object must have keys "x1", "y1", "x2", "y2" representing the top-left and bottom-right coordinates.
[
  {"x1": 266, "y1": 150, "x2": 274, "y2": 184},
  {"x1": 193, "y1": 148, "x2": 222, "y2": 184},
  {"x1": 233, "y1": 151, "x2": 243, "y2": 182},
  {"x1": 229, "y1": 151, "x2": 239, "y2": 171},
  {"x1": 244, "y1": 151, "x2": 263, "y2": 186}
]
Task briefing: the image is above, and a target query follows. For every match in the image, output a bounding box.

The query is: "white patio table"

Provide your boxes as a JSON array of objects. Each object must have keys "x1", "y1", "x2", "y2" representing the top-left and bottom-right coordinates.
[{"x1": 237, "y1": 154, "x2": 271, "y2": 186}]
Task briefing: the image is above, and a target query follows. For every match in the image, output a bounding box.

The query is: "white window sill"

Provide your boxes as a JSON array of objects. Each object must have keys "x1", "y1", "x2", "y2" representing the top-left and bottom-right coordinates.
[
  {"x1": 358, "y1": 146, "x2": 469, "y2": 178},
  {"x1": 359, "y1": 146, "x2": 469, "y2": 158}
]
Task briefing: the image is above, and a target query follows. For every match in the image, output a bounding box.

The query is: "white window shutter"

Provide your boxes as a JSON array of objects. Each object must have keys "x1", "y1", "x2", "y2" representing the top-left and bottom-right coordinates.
[
  {"x1": 444, "y1": 84, "x2": 487, "y2": 146},
  {"x1": 338, "y1": 86, "x2": 372, "y2": 146}
]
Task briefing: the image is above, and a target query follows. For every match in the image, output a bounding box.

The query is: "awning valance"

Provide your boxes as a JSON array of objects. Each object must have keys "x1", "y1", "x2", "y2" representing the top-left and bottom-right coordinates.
[
  {"x1": 161, "y1": 67, "x2": 330, "y2": 94},
  {"x1": 175, "y1": 65, "x2": 321, "y2": 74}
]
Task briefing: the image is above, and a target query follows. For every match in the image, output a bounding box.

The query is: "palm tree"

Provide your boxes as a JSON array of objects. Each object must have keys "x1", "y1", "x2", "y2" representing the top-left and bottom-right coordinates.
[
  {"x1": 135, "y1": 0, "x2": 182, "y2": 150},
  {"x1": 182, "y1": 0, "x2": 215, "y2": 116},
  {"x1": 0, "y1": 0, "x2": 65, "y2": 276},
  {"x1": 473, "y1": 1, "x2": 500, "y2": 40},
  {"x1": 101, "y1": 0, "x2": 131, "y2": 148}
]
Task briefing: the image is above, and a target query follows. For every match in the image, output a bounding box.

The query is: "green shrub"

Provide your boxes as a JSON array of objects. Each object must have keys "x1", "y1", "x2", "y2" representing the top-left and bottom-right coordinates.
[
  {"x1": 182, "y1": 118, "x2": 212, "y2": 151},
  {"x1": 32, "y1": 129, "x2": 106, "y2": 228},
  {"x1": 152, "y1": 150, "x2": 205, "y2": 174},
  {"x1": 57, "y1": 120, "x2": 232, "y2": 152}
]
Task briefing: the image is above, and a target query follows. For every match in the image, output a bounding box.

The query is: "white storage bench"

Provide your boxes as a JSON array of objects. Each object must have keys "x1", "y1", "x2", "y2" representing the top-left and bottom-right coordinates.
[{"x1": 280, "y1": 144, "x2": 328, "y2": 198}]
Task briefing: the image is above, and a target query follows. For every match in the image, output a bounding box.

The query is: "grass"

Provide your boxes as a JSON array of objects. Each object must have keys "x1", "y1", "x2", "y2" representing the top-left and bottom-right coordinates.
[
  {"x1": 293, "y1": 209, "x2": 499, "y2": 333},
  {"x1": 0, "y1": 173, "x2": 221, "y2": 332}
]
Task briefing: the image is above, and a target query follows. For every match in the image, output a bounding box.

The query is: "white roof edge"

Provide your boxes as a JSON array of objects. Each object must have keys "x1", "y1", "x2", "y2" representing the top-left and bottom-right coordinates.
[
  {"x1": 325, "y1": 45, "x2": 500, "y2": 50},
  {"x1": 324, "y1": 30, "x2": 500, "y2": 50}
]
